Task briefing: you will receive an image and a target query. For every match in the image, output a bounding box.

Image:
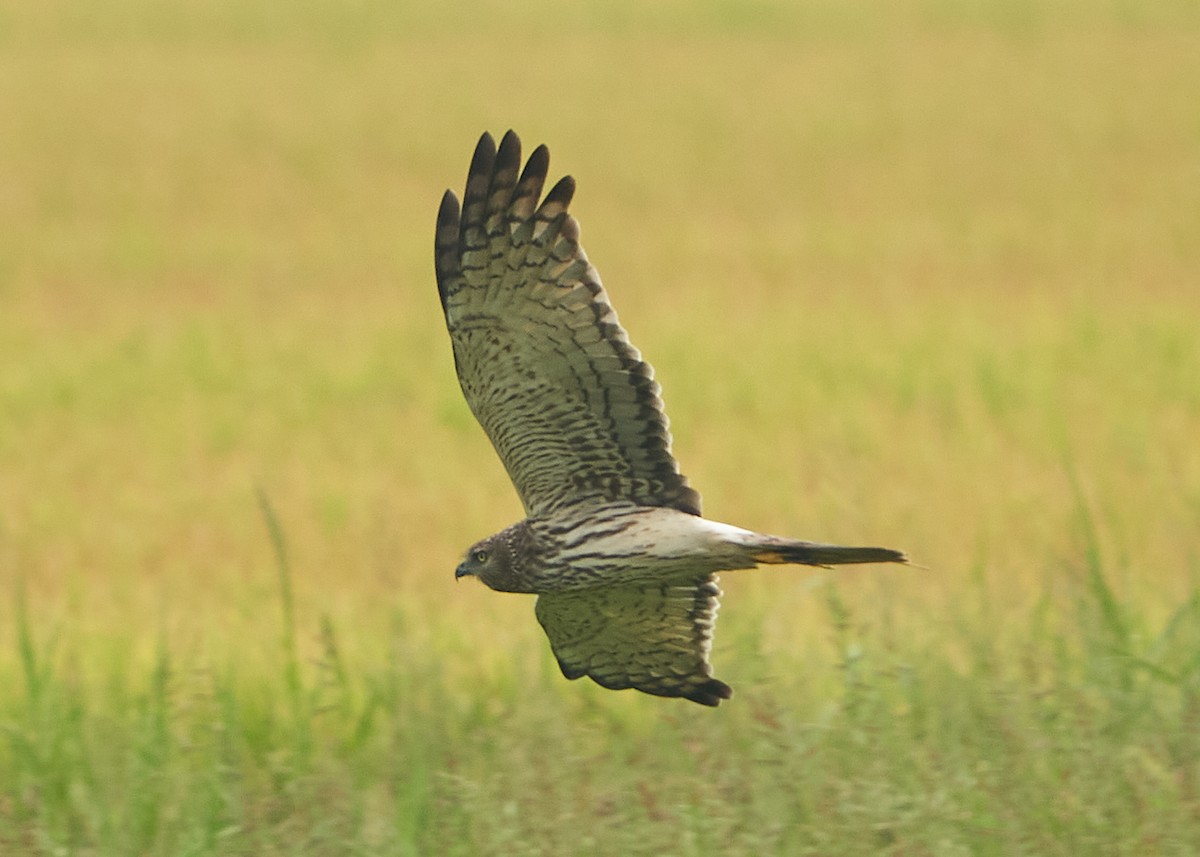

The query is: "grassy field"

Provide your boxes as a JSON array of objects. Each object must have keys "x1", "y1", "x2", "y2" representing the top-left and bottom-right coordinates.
[{"x1": 3, "y1": 0, "x2": 1200, "y2": 853}]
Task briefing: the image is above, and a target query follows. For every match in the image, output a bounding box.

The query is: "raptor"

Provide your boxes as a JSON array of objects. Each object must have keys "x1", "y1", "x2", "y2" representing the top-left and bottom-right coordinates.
[{"x1": 435, "y1": 131, "x2": 905, "y2": 706}]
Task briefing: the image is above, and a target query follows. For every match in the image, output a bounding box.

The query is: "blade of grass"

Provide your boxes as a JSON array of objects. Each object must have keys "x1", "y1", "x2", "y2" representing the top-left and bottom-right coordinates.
[{"x1": 255, "y1": 486, "x2": 310, "y2": 757}]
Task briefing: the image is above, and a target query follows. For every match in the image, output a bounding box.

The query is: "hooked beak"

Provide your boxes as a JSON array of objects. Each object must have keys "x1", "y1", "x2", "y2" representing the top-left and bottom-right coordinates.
[{"x1": 455, "y1": 563, "x2": 473, "y2": 580}]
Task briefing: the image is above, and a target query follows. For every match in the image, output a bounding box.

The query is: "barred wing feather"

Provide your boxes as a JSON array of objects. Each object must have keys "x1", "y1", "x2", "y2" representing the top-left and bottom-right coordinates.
[
  {"x1": 434, "y1": 131, "x2": 701, "y2": 518},
  {"x1": 534, "y1": 575, "x2": 733, "y2": 706}
]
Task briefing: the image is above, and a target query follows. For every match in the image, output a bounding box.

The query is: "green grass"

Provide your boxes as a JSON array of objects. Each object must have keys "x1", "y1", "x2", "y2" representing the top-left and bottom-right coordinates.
[{"x1": 2, "y1": 0, "x2": 1200, "y2": 853}]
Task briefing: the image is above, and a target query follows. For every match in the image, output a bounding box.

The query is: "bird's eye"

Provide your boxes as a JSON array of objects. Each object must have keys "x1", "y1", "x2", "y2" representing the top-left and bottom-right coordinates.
[{"x1": 474, "y1": 550, "x2": 489, "y2": 563}]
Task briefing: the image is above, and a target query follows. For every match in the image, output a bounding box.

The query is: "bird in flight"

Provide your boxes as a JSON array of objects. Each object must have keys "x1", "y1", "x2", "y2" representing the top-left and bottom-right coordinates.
[{"x1": 435, "y1": 131, "x2": 905, "y2": 706}]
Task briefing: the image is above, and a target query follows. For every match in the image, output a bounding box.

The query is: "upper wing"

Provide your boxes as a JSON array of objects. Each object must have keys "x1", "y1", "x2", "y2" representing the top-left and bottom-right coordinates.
[
  {"x1": 534, "y1": 575, "x2": 733, "y2": 706},
  {"x1": 434, "y1": 131, "x2": 701, "y2": 518}
]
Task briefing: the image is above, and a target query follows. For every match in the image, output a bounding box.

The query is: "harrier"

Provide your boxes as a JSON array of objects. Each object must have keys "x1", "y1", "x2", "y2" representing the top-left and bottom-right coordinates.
[{"x1": 435, "y1": 131, "x2": 905, "y2": 706}]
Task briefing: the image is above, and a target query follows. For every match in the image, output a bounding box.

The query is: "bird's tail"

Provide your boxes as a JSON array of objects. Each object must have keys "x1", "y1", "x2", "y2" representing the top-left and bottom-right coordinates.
[{"x1": 749, "y1": 536, "x2": 907, "y2": 568}]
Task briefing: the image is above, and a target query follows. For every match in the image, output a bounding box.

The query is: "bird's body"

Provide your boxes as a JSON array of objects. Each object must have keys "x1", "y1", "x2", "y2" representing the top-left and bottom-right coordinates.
[
  {"x1": 461, "y1": 506, "x2": 899, "y2": 595},
  {"x1": 463, "y1": 507, "x2": 754, "y2": 594},
  {"x1": 436, "y1": 131, "x2": 906, "y2": 706}
]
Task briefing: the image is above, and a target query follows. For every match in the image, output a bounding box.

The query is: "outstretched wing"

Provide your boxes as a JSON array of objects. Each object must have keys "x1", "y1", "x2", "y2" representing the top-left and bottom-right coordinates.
[
  {"x1": 435, "y1": 131, "x2": 701, "y2": 518},
  {"x1": 534, "y1": 575, "x2": 733, "y2": 706}
]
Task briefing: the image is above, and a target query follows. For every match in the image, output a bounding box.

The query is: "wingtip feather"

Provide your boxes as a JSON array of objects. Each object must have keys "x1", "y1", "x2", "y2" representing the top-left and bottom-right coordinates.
[
  {"x1": 685, "y1": 678, "x2": 734, "y2": 707},
  {"x1": 499, "y1": 128, "x2": 521, "y2": 153},
  {"x1": 542, "y1": 174, "x2": 576, "y2": 210},
  {"x1": 434, "y1": 190, "x2": 462, "y2": 302},
  {"x1": 437, "y1": 189, "x2": 461, "y2": 224},
  {"x1": 471, "y1": 131, "x2": 497, "y2": 170},
  {"x1": 463, "y1": 133, "x2": 498, "y2": 211},
  {"x1": 523, "y1": 143, "x2": 550, "y2": 178},
  {"x1": 510, "y1": 142, "x2": 551, "y2": 220}
]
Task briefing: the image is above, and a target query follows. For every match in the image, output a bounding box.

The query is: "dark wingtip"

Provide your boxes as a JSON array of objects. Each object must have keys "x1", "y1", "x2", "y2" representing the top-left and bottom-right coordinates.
[
  {"x1": 434, "y1": 190, "x2": 462, "y2": 302},
  {"x1": 686, "y1": 678, "x2": 734, "y2": 707},
  {"x1": 462, "y1": 133, "x2": 498, "y2": 206},
  {"x1": 522, "y1": 144, "x2": 550, "y2": 181},
  {"x1": 437, "y1": 189, "x2": 460, "y2": 224},
  {"x1": 554, "y1": 654, "x2": 588, "y2": 681},
  {"x1": 543, "y1": 174, "x2": 576, "y2": 207},
  {"x1": 549, "y1": 174, "x2": 576, "y2": 201},
  {"x1": 471, "y1": 131, "x2": 497, "y2": 167},
  {"x1": 496, "y1": 132, "x2": 522, "y2": 174},
  {"x1": 499, "y1": 128, "x2": 521, "y2": 153}
]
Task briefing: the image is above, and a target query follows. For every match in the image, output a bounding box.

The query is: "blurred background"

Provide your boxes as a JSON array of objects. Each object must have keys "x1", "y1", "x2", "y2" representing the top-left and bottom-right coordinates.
[{"x1": 2, "y1": 0, "x2": 1199, "y2": 853}]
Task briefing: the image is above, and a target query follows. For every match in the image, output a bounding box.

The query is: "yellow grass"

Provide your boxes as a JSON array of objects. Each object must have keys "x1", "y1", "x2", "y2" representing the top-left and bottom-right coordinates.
[
  {"x1": 2, "y1": 0, "x2": 1199, "y2": 851},
  {"x1": 5, "y1": 0, "x2": 1197, "y2": 647}
]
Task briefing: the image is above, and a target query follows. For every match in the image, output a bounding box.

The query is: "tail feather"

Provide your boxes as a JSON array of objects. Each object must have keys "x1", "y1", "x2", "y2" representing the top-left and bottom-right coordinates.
[{"x1": 751, "y1": 537, "x2": 907, "y2": 568}]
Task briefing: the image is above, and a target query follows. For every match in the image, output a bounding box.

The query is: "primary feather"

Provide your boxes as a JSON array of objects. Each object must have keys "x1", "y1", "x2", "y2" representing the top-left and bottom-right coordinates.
[{"x1": 435, "y1": 130, "x2": 701, "y2": 519}]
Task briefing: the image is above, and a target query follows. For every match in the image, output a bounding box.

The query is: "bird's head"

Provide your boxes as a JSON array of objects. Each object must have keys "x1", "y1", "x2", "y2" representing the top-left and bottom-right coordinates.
[
  {"x1": 454, "y1": 537, "x2": 496, "y2": 581},
  {"x1": 455, "y1": 534, "x2": 524, "y2": 592}
]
